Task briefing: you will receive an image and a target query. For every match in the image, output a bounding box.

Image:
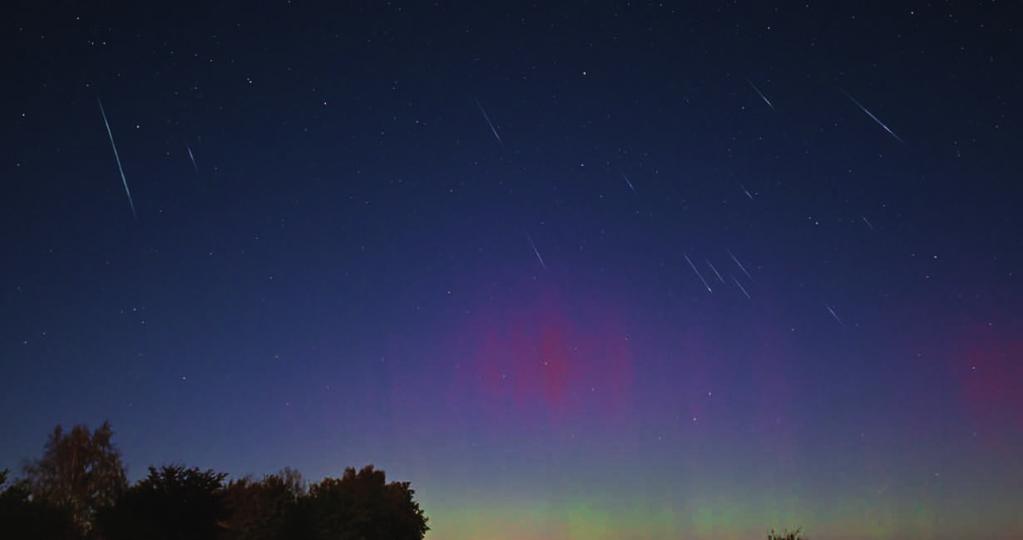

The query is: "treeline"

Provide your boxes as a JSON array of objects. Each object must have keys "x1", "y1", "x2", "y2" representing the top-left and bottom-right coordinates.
[{"x1": 0, "y1": 422, "x2": 428, "y2": 540}]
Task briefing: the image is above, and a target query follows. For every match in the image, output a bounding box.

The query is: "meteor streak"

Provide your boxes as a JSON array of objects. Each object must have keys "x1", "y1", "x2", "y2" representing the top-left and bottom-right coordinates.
[
  {"x1": 726, "y1": 249, "x2": 753, "y2": 280},
  {"x1": 527, "y1": 234, "x2": 546, "y2": 270},
  {"x1": 623, "y1": 173, "x2": 636, "y2": 192},
  {"x1": 826, "y1": 304, "x2": 844, "y2": 326},
  {"x1": 186, "y1": 144, "x2": 199, "y2": 174},
  {"x1": 706, "y1": 259, "x2": 725, "y2": 284},
  {"x1": 841, "y1": 89, "x2": 904, "y2": 143},
  {"x1": 748, "y1": 80, "x2": 775, "y2": 110},
  {"x1": 684, "y1": 254, "x2": 713, "y2": 293},
  {"x1": 732, "y1": 275, "x2": 751, "y2": 300},
  {"x1": 474, "y1": 98, "x2": 503, "y2": 145},
  {"x1": 98, "y1": 98, "x2": 137, "y2": 219}
]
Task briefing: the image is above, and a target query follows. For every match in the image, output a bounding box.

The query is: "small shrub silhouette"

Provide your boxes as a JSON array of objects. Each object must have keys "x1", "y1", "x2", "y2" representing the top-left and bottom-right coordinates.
[{"x1": 768, "y1": 528, "x2": 805, "y2": 540}]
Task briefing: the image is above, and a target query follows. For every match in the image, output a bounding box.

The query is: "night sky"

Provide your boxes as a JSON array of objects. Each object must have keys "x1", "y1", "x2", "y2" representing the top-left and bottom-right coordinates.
[{"x1": 3, "y1": 2, "x2": 1023, "y2": 539}]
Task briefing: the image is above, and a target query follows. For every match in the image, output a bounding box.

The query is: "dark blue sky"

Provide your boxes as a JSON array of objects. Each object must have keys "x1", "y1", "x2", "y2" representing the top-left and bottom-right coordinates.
[{"x1": 3, "y1": 2, "x2": 1022, "y2": 538}]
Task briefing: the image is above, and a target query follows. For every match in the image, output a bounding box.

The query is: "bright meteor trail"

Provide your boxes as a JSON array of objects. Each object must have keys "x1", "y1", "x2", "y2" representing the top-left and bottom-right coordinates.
[
  {"x1": 841, "y1": 89, "x2": 904, "y2": 143},
  {"x1": 684, "y1": 253, "x2": 713, "y2": 293},
  {"x1": 748, "y1": 80, "x2": 775, "y2": 110},
  {"x1": 98, "y1": 98, "x2": 137, "y2": 219}
]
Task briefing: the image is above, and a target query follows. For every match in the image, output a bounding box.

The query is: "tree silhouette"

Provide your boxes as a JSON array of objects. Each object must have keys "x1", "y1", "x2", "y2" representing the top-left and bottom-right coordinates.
[
  {"x1": 305, "y1": 465, "x2": 428, "y2": 540},
  {"x1": 96, "y1": 465, "x2": 228, "y2": 540},
  {"x1": 0, "y1": 469, "x2": 79, "y2": 540},
  {"x1": 221, "y1": 468, "x2": 307, "y2": 540},
  {"x1": 11, "y1": 423, "x2": 431, "y2": 540},
  {"x1": 23, "y1": 421, "x2": 127, "y2": 532}
]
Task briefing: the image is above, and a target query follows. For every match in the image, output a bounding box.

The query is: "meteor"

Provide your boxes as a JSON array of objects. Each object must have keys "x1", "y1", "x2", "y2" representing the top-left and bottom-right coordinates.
[
  {"x1": 841, "y1": 89, "x2": 904, "y2": 143},
  {"x1": 98, "y1": 98, "x2": 137, "y2": 219},
  {"x1": 826, "y1": 304, "x2": 844, "y2": 326},
  {"x1": 726, "y1": 249, "x2": 753, "y2": 280},
  {"x1": 622, "y1": 173, "x2": 636, "y2": 192},
  {"x1": 748, "y1": 80, "x2": 775, "y2": 110},
  {"x1": 732, "y1": 275, "x2": 752, "y2": 300},
  {"x1": 706, "y1": 259, "x2": 725, "y2": 284},
  {"x1": 527, "y1": 234, "x2": 546, "y2": 270},
  {"x1": 474, "y1": 98, "x2": 503, "y2": 145},
  {"x1": 186, "y1": 144, "x2": 199, "y2": 174},
  {"x1": 684, "y1": 254, "x2": 713, "y2": 293}
]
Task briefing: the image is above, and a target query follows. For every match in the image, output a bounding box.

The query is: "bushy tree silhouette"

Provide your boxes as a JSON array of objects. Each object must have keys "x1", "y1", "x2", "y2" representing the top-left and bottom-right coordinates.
[
  {"x1": 96, "y1": 465, "x2": 228, "y2": 540},
  {"x1": 306, "y1": 465, "x2": 429, "y2": 540},
  {"x1": 8, "y1": 423, "x2": 431, "y2": 540},
  {"x1": 23, "y1": 421, "x2": 127, "y2": 532},
  {"x1": 221, "y1": 468, "x2": 307, "y2": 540},
  {"x1": 0, "y1": 469, "x2": 79, "y2": 540}
]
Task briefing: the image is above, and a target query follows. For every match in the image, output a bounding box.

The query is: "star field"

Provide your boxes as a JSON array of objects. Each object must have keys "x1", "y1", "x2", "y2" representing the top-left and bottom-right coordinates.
[{"x1": 2, "y1": 2, "x2": 1022, "y2": 539}]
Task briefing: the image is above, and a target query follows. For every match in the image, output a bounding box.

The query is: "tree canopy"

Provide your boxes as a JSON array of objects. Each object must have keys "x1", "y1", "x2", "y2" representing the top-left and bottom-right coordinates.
[
  {"x1": 2, "y1": 422, "x2": 429, "y2": 540},
  {"x1": 22, "y1": 421, "x2": 127, "y2": 531},
  {"x1": 306, "y1": 465, "x2": 429, "y2": 540},
  {"x1": 221, "y1": 468, "x2": 307, "y2": 540},
  {"x1": 96, "y1": 465, "x2": 229, "y2": 540}
]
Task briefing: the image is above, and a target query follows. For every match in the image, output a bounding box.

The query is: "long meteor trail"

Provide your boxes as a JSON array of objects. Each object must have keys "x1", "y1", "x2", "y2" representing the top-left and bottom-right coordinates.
[
  {"x1": 684, "y1": 254, "x2": 713, "y2": 293},
  {"x1": 98, "y1": 98, "x2": 137, "y2": 219},
  {"x1": 841, "y1": 89, "x2": 903, "y2": 143},
  {"x1": 726, "y1": 249, "x2": 753, "y2": 281},
  {"x1": 474, "y1": 98, "x2": 503, "y2": 145}
]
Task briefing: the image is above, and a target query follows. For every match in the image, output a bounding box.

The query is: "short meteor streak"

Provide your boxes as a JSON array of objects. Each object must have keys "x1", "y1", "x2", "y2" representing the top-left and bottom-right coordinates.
[
  {"x1": 98, "y1": 98, "x2": 136, "y2": 219},
  {"x1": 861, "y1": 216, "x2": 875, "y2": 231},
  {"x1": 623, "y1": 173, "x2": 636, "y2": 192},
  {"x1": 474, "y1": 98, "x2": 503, "y2": 145},
  {"x1": 841, "y1": 89, "x2": 903, "y2": 143},
  {"x1": 740, "y1": 183, "x2": 754, "y2": 200},
  {"x1": 706, "y1": 259, "x2": 725, "y2": 284},
  {"x1": 732, "y1": 275, "x2": 752, "y2": 300},
  {"x1": 748, "y1": 80, "x2": 775, "y2": 110},
  {"x1": 826, "y1": 304, "x2": 844, "y2": 326},
  {"x1": 726, "y1": 249, "x2": 753, "y2": 280},
  {"x1": 186, "y1": 144, "x2": 199, "y2": 174},
  {"x1": 527, "y1": 234, "x2": 546, "y2": 270},
  {"x1": 684, "y1": 254, "x2": 713, "y2": 293}
]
